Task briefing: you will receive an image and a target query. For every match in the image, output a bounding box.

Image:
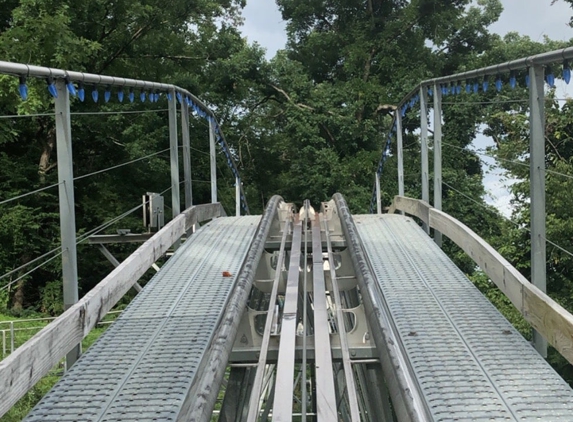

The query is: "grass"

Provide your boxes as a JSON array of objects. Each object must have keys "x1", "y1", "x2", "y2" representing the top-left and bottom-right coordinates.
[{"x1": 0, "y1": 311, "x2": 116, "y2": 422}]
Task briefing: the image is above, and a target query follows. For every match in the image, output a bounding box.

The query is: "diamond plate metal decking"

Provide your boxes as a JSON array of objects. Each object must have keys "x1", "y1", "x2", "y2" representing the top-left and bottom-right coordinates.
[
  {"x1": 355, "y1": 213, "x2": 573, "y2": 422},
  {"x1": 24, "y1": 216, "x2": 260, "y2": 422}
]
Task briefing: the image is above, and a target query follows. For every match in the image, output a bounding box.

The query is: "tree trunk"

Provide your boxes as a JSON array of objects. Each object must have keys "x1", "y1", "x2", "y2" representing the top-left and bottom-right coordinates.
[{"x1": 38, "y1": 125, "x2": 56, "y2": 184}]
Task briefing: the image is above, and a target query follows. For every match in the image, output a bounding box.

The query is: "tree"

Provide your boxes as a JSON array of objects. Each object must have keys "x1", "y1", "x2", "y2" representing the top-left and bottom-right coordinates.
[{"x1": 0, "y1": 0, "x2": 264, "y2": 310}]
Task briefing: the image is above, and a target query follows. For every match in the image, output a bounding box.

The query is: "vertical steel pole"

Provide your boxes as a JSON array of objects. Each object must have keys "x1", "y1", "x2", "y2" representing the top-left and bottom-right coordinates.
[
  {"x1": 2, "y1": 329, "x2": 5, "y2": 357},
  {"x1": 375, "y1": 172, "x2": 382, "y2": 214},
  {"x1": 168, "y1": 89, "x2": 180, "y2": 219},
  {"x1": 235, "y1": 177, "x2": 240, "y2": 217},
  {"x1": 529, "y1": 65, "x2": 548, "y2": 357},
  {"x1": 209, "y1": 118, "x2": 217, "y2": 203},
  {"x1": 10, "y1": 322, "x2": 14, "y2": 353},
  {"x1": 396, "y1": 112, "x2": 405, "y2": 198},
  {"x1": 433, "y1": 84, "x2": 443, "y2": 247},
  {"x1": 181, "y1": 99, "x2": 192, "y2": 210},
  {"x1": 55, "y1": 79, "x2": 80, "y2": 368},
  {"x1": 420, "y1": 87, "x2": 430, "y2": 233}
]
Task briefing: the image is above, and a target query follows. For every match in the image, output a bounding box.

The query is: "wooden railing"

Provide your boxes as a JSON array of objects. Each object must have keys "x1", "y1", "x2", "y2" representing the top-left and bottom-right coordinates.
[
  {"x1": 389, "y1": 195, "x2": 573, "y2": 365},
  {"x1": 0, "y1": 203, "x2": 225, "y2": 417}
]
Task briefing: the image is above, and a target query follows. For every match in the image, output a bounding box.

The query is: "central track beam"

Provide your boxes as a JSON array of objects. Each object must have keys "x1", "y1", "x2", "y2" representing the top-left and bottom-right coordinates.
[
  {"x1": 272, "y1": 217, "x2": 302, "y2": 421},
  {"x1": 311, "y1": 215, "x2": 337, "y2": 420}
]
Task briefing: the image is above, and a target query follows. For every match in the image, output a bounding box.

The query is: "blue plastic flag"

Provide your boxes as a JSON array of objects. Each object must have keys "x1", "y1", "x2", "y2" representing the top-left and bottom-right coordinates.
[
  {"x1": 47, "y1": 78, "x2": 58, "y2": 98},
  {"x1": 118, "y1": 89, "x2": 124, "y2": 102},
  {"x1": 18, "y1": 76, "x2": 28, "y2": 100},
  {"x1": 78, "y1": 83, "x2": 85, "y2": 102},
  {"x1": 104, "y1": 87, "x2": 111, "y2": 103},
  {"x1": 92, "y1": 88, "x2": 99, "y2": 103}
]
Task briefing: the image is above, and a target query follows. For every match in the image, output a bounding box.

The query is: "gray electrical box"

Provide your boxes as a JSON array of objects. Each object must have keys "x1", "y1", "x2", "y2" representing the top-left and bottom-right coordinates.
[{"x1": 143, "y1": 192, "x2": 164, "y2": 230}]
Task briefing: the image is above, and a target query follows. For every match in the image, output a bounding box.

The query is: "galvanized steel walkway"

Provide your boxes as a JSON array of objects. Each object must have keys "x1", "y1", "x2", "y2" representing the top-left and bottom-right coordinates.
[
  {"x1": 354, "y1": 213, "x2": 573, "y2": 421},
  {"x1": 24, "y1": 216, "x2": 260, "y2": 422}
]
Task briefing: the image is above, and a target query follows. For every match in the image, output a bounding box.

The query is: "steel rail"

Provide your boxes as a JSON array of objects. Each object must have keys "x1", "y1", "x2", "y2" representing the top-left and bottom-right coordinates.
[
  {"x1": 183, "y1": 196, "x2": 282, "y2": 421},
  {"x1": 323, "y1": 214, "x2": 361, "y2": 421},
  {"x1": 246, "y1": 216, "x2": 291, "y2": 421},
  {"x1": 333, "y1": 193, "x2": 431, "y2": 422},
  {"x1": 311, "y1": 213, "x2": 337, "y2": 421},
  {"x1": 272, "y1": 215, "x2": 303, "y2": 421},
  {"x1": 301, "y1": 200, "x2": 309, "y2": 421}
]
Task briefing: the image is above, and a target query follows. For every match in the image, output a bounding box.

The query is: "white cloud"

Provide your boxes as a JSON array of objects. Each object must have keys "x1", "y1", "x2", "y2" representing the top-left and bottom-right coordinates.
[{"x1": 241, "y1": 0, "x2": 287, "y2": 59}]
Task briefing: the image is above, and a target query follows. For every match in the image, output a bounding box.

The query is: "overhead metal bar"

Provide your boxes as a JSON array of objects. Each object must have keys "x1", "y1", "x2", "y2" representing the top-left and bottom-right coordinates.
[
  {"x1": 272, "y1": 217, "x2": 303, "y2": 422},
  {"x1": 323, "y1": 214, "x2": 360, "y2": 421},
  {"x1": 0, "y1": 60, "x2": 249, "y2": 214},
  {"x1": 246, "y1": 217, "x2": 291, "y2": 422},
  {"x1": 311, "y1": 214, "x2": 337, "y2": 421},
  {"x1": 0, "y1": 60, "x2": 212, "y2": 116},
  {"x1": 423, "y1": 46, "x2": 573, "y2": 87}
]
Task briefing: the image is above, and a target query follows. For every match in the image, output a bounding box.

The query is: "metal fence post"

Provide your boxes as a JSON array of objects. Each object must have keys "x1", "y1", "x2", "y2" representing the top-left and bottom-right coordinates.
[
  {"x1": 181, "y1": 98, "x2": 192, "y2": 210},
  {"x1": 396, "y1": 112, "x2": 405, "y2": 198},
  {"x1": 10, "y1": 322, "x2": 14, "y2": 353},
  {"x1": 168, "y1": 89, "x2": 180, "y2": 219},
  {"x1": 420, "y1": 87, "x2": 430, "y2": 233},
  {"x1": 375, "y1": 172, "x2": 382, "y2": 214},
  {"x1": 433, "y1": 84, "x2": 443, "y2": 247},
  {"x1": 2, "y1": 329, "x2": 5, "y2": 357},
  {"x1": 55, "y1": 79, "x2": 80, "y2": 369},
  {"x1": 209, "y1": 118, "x2": 217, "y2": 203},
  {"x1": 235, "y1": 177, "x2": 240, "y2": 217},
  {"x1": 529, "y1": 65, "x2": 548, "y2": 358}
]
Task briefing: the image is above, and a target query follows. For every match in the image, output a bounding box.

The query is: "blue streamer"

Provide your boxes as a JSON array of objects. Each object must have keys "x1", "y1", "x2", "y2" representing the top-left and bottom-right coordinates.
[{"x1": 18, "y1": 76, "x2": 28, "y2": 101}]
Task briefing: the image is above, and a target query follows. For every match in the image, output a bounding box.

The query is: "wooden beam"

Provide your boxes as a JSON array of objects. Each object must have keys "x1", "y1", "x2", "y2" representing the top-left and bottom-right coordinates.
[
  {"x1": 389, "y1": 196, "x2": 573, "y2": 365},
  {"x1": 0, "y1": 203, "x2": 224, "y2": 417}
]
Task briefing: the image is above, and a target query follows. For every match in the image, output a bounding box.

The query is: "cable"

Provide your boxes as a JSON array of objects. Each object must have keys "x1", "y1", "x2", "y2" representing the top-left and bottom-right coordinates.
[
  {"x1": 441, "y1": 99, "x2": 528, "y2": 106},
  {"x1": 0, "y1": 251, "x2": 63, "y2": 292},
  {"x1": 74, "y1": 148, "x2": 170, "y2": 181},
  {"x1": 0, "y1": 182, "x2": 62, "y2": 206},
  {"x1": 443, "y1": 141, "x2": 573, "y2": 181},
  {"x1": 70, "y1": 109, "x2": 168, "y2": 116},
  {"x1": 0, "y1": 182, "x2": 176, "y2": 287},
  {"x1": 0, "y1": 112, "x2": 55, "y2": 119},
  {"x1": 189, "y1": 146, "x2": 210, "y2": 156},
  {"x1": 0, "y1": 246, "x2": 62, "y2": 283},
  {"x1": 442, "y1": 141, "x2": 530, "y2": 170},
  {"x1": 443, "y1": 180, "x2": 573, "y2": 259}
]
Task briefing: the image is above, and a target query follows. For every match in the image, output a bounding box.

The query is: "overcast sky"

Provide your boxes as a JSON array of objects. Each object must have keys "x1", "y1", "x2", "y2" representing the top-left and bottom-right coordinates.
[{"x1": 239, "y1": 1, "x2": 573, "y2": 215}]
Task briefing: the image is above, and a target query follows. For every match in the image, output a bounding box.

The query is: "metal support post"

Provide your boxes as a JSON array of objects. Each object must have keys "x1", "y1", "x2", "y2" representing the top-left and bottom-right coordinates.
[
  {"x1": 433, "y1": 84, "x2": 443, "y2": 247},
  {"x1": 168, "y1": 89, "x2": 180, "y2": 219},
  {"x1": 396, "y1": 112, "x2": 405, "y2": 198},
  {"x1": 236, "y1": 177, "x2": 241, "y2": 217},
  {"x1": 529, "y1": 65, "x2": 548, "y2": 357},
  {"x1": 209, "y1": 118, "x2": 217, "y2": 203},
  {"x1": 420, "y1": 86, "x2": 430, "y2": 234},
  {"x1": 55, "y1": 79, "x2": 80, "y2": 369},
  {"x1": 181, "y1": 98, "x2": 192, "y2": 210},
  {"x1": 375, "y1": 172, "x2": 382, "y2": 214}
]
